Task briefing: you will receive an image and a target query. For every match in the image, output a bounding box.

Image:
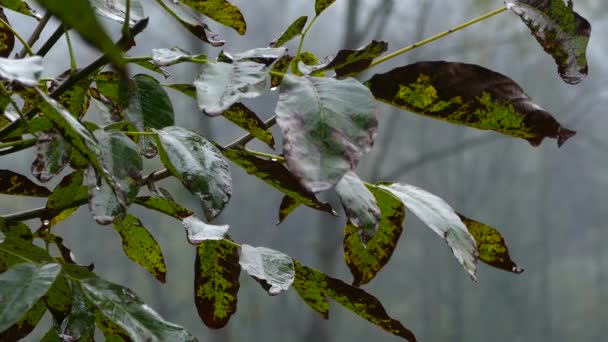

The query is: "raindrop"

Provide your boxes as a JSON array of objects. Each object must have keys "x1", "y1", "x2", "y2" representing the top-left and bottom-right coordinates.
[
  {"x1": 42, "y1": 219, "x2": 50, "y2": 226},
  {"x1": 271, "y1": 158, "x2": 278, "y2": 162}
]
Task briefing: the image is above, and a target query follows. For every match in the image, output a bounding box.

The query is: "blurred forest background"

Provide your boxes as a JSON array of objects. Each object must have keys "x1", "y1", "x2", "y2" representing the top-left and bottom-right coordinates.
[{"x1": 1, "y1": 0, "x2": 607, "y2": 341}]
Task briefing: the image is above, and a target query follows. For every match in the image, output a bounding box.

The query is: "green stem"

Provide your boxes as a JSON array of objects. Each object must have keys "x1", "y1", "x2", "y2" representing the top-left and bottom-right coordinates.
[
  {"x1": 122, "y1": 0, "x2": 131, "y2": 39},
  {"x1": 245, "y1": 149, "x2": 285, "y2": 162},
  {"x1": 0, "y1": 17, "x2": 34, "y2": 56},
  {"x1": 0, "y1": 137, "x2": 36, "y2": 150},
  {"x1": 64, "y1": 29, "x2": 77, "y2": 75},
  {"x1": 367, "y1": 6, "x2": 507, "y2": 69},
  {"x1": 124, "y1": 131, "x2": 157, "y2": 137},
  {"x1": 292, "y1": 15, "x2": 319, "y2": 73}
]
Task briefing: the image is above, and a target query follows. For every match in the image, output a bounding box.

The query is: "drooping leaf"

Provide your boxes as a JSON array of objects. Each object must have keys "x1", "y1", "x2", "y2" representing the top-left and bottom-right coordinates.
[
  {"x1": 154, "y1": 0, "x2": 225, "y2": 46},
  {"x1": 506, "y1": 0, "x2": 591, "y2": 84},
  {"x1": 320, "y1": 40, "x2": 388, "y2": 77},
  {"x1": 194, "y1": 238, "x2": 240, "y2": 329},
  {"x1": 90, "y1": 0, "x2": 145, "y2": 27},
  {"x1": 0, "y1": 169, "x2": 51, "y2": 197},
  {"x1": 95, "y1": 310, "x2": 130, "y2": 341},
  {"x1": 239, "y1": 245, "x2": 294, "y2": 295},
  {"x1": 182, "y1": 215, "x2": 229, "y2": 244},
  {"x1": 43, "y1": 171, "x2": 88, "y2": 226},
  {"x1": 31, "y1": 132, "x2": 72, "y2": 183},
  {"x1": 113, "y1": 214, "x2": 167, "y2": 283},
  {"x1": 151, "y1": 47, "x2": 206, "y2": 67},
  {"x1": 292, "y1": 261, "x2": 416, "y2": 341},
  {"x1": 0, "y1": 218, "x2": 32, "y2": 242},
  {"x1": 218, "y1": 47, "x2": 286, "y2": 66},
  {"x1": 365, "y1": 61, "x2": 576, "y2": 147},
  {"x1": 218, "y1": 147, "x2": 335, "y2": 217},
  {"x1": 0, "y1": 56, "x2": 42, "y2": 86},
  {"x1": 457, "y1": 214, "x2": 524, "y2": 274},
  {"x1": 0, "y1": 262, "x2": 61, "y2": 332},
  {"x1": 222, "y1": 103, "x2": 275, "y2": 149},
  {"x1": 0, "y1": 0, "x2": 40, "y2": 18},
  {"x1": 276, "y1": 74, "x2": 378, "y2": 192},
  {"x1": 270, "y1": 55, "x2": 293, "y2": 88},
  {"x1": 315, "y1": 0, "x2": 336, "y2": 15},
  {"x1": 344, "y1": 185, "x2": 405, "y2": 286},
  {"x1": 194, "y1": 60, "x2": 270, "y2": 116},
  {"x1": 134, "y1": 196, "x2": 193, "y2": 220},
  {"x1": 270, "y1": 16, "x2": 307, "y2": 47},
  {"x1": 0, "y1": 9, "x2": 14, "y2": 57},
  {"x1": 335, "y1": 172, "x2": 381, "y2": 243},
  {"x1": 0, "y1": 299, "x2": 46, "y2": 341},
  {"x1": 277, "y1": 195, "x2": 299, "y2": 224},
  {"x1": 179, "y1": 0, "x2": 246, "y2": 35},
  {"x1": 155, "y1": 126, "x2": 232, "y2": 221},
  {"x1": 58, "y1": 282, "x2": 95, "y2": 341},
  {"x1": 380, "y1": 183, "x2": 478, "y2": 280}
]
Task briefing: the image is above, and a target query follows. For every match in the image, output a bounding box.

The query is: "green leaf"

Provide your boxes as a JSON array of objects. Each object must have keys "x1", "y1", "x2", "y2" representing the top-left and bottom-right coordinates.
[
  {"x1": 95, "y1": 71, "x2": 121, "y2": 102},
  {"x1": 270, "y1": 16, "x2": 307, "y2": 47},
  {"x1": 0, "y1": 56, "x2": 42, "y2": 86},
  {"x1": 41, "y1": 327, "x2": 62, "y2": 342},
  {"x1": 0, "y1": 299, "x2": 46, "y2": 341},
  {"x1": 128, "y1": 57, "x2": 170, "y2": 78},
  {"x1": 151, "y1": 47, "x2": 206, "y2": 67},
  {"x1": 365, "y1": 61, "x2": 576, "y2": 147},
  {"x1": 155, "y1": 126, "x2": 232, "y2": 221},
  {"x1": 344, "y1": 185, "x2": 405, "y2": 286},
  {"x1": 0, "y1": 0, "x2": 40, "y2": 18},
  {"x1": 96, "y1": 310, "x2": 130, "y2": 341},
  {"x1": 276, "y1": 74, "x2": 378, "y2": 192},
  {"x1": 239, "y1": 245, "x2": 294, "y2": 295},
  {"x1": 113, "y1": 214, "x2": 167, "y2": 283},
  {"x1": 154, "y1": 0, "x2": 225, "y2": 46},
  {"x1": 43, "y1": 171, "x2": 88, "y2": 226},
  {"x1": 0, "y1": 9, "x2": 15, "y2": 57},
  {"x1": 506, "y1": 0, "x2": 591, "y2": 84},
  {"x1": 0, "y1": 169, "x2": 51, "y2": 197},
  {"x1": 457, "y1": 214, "x2": 524, "y2": 274},
  {"x1": 315, "y1": 0, "x2": 336, "y2": 15},
  {"x1": 180, "y1": 0, "x2": 246, "y2": 35},
  {"x1": 44, "y1": 276, "x2": 72, "y2": 325},
  {"x1": 90, "y1": 0, "x2": 145, "y2": 26},
  {"x1": 270, "y1": 55, "x2": 293, "y2": 88},
  {"x1": 58, "y1": 282, "x2": 95, "y2": 341},
  {"x1": 182, "y1": 215, "x2": 229, "y2": 244},
  {"x1": 0, "y1": 218, "x2": 32, "y2": 242},
  {"x1": 0, "y1": 238, "x2": 52, "y2": 272},
  {"x1": 380, "y1": 183, "x2": 478, "y2": 280},
  {"x1": 335, "y1": 172, "x2": 381, "y2": 243},
  {"x1": 222, "y1": 103, "x2": 275, "y2": 149},
  {"x1": 218, "y1": 147, "x2": 335, "y2": 218},
  {"x1": 195, "y1": 239, "x2": 240, "y2": 329},
  {"x1": 31, "y1": 132, "x2": 72, "y2": 183},
  {"x1": 293, "y1": 261, "x2": 416, "y2": 341},
  {"x1": 164, "y1": 83, "x2": 196, "y2": 98},
  {"x1": 36, "y1": 0, "x2": 125, "y2": 70},
  {"x1": 320, "y1": 40, "x2": 388, "y2": 77},
  {"x1": 277, "y1": 195, "x2": 299, "y2": 224},
  {"x1": 53, "y1": 69, "x2": 94, "y2": 119},
  {"x1": 0, "y1": 263, "x2": 61, "y2": 332},
  {"x1": 134, "y1": 196, "x2": 193, "y2": 220},
  {"x1": 194, "y1": 60, "x2": 270, "y2": 116}
]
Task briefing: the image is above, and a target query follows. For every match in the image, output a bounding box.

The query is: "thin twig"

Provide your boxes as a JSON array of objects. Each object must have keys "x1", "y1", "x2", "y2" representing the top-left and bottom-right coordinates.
[
  {"x1": 36, "y1": 23, "x2": 64, "y2": 57},
  {"x1": 17, "y1": 11, "x2": 52, "y2": 58}
]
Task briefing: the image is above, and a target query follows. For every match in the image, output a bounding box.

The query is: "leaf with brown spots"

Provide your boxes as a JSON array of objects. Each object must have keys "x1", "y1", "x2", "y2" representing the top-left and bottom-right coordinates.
[
  {"x1": 320, "y1": 40, "x2": 388, "y2": 77},
  {"x1": 0, "y1": 299, "x2": 46, "y2": 341},
  {"x1": 180, "y1": 0, "x2": 246, "y2": 35},
  {"x1": 0, "y1": 169, "x2": 51, "y2": 197},
  {"x1": 0, "y1": 0, "x2": 40, "y2": 18},
  {"x1": 315, "y1": 0, "x2": 336, "y2": 15},
  {"x1": 31, "y1": 132, "x2": 72, "y2": 183},
  {"x1": 43, "y1": 171, "x2": 88, "y2": 226},
  {"x1": 0, "y1": 9, "x2": 14, "y2": 57},
  {"x1": 155, "y1": 0, "x2": 225, "y2": 46},
  {"x1": 134, "y1": 196, "x2": 193, "y2": 220},
  {"x1": 270, "y1": 16, "x2": 307, "y2": 47}
]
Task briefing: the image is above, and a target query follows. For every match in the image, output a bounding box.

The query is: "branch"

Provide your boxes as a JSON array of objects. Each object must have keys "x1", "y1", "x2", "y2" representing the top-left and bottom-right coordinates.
[{"x1": 17, "y1": 11, "x2": 52, "y2": 58}]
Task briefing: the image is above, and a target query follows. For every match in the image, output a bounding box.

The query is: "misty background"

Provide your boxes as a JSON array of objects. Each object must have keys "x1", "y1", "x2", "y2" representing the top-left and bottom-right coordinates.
[{"x1": 1, "y1": 0, "x2": 607, "y2": 341}]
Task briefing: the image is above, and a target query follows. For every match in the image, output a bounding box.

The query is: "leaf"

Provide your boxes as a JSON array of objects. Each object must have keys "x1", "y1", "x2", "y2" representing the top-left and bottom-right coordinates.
[
  {"x1": 41, "y1": 327, "x2": 62, "y2": 342},
  {"x1": 293, "y1": 261, "x2": 417, "y2": 341},
  {"x1": 506, "y1": 0, "x2": 591, "y2": 84},
  {"x1": 320, "y1": 40, "x2": 388, "y2": 77},
  {"x1": 154, "y1": 0, "x2": 225, "y2": 46},
  {"x1": 194, "y1": 239, "x2": 240, "y2": 329},
  {"x1": 58, "y1": 282, "x2": 95, "y2": 341},
  {"x1": 151, "y1": 47, "x2": 206, "y2": 67},
  {"x1": 315, "y1": 0, "x2": 336, "y2": 15},
  {"x1": 335, "y1": 172, "x2": 381, "y2": 243},
  {"x1": 222, "y1": 103, "x2": 275, "y2": 149},
  {"x1": 0, "y1": 218, "x2": 32, "y2": 242},
  {"x1": 270, "y1": 16, "x2": 307, "y2": 47},
  {"x1": 44, "y1": 276, "x2": 72, "y2": 325},
  {"x1": 179, "y1": 0, "x2": 246, "y2": 35},
  {"x1": 36, "y1": 0, "x2": 125, "y2": 69},
  {"x1": 457, "y1": 214, "x2": 524, "y2": 274},
  {"x1": 53, "y1": 69, "x2": 94, "y2": 119},
  {"x1": 380, "y1": 183, "x2": 478, "y2": 280},
  {"x1": 134, "y1": 196, "x2": 193, "y2": 220},
  {"x1": 0, "y1": 169, "x2": 51, "y2": 197},
  {"x1": 0, "y1": 263, "x2": 61, "y2": 332},
  {"x1": 344, "y1": 185, "x2": 405, "y2": 286},
  {"x1": 96, "y1": 310, "x2": 130, "y2": 341},
  {"x1": 0, "y1": 56, "x2": 42, "y2": 86},
  {"x1": 95, "y1": 71, "x2": 121, "y2": 102},
  {"x1": 113, "y1": 214, "x2": 167, "y2": 283},
  {"x1": 90, "y1": 0, "x2": 145, "y2": 27},
  {"x1": 164, "y1": 83, "x2": 197, "y2": 98},
  {"x1": 239, "y1": 245, "x2": 294, "y2": 295},
  {"x1": 0, "y1": 238, "x2": 52, "y2": 273},
  {"x1": 218, "y1": 47, "x2": 286, "y2": 66},
  {"x1": 365, "y1": 61, "x2": 576, "y2": 147},
  {"x1": 31, "y1": 132, "x2": 72, "y2": 183},
  {"x1": 0, "y1": 0, "x2": 40, "y2": 18},
  {"x1": 218, "y1": 147, "x2": 335, "y2": 217},
  {"x1": 277, "y1": 195, "x2": 299, "y2": 224},
  {"x1": 276, "y1": 74, "x2": 378, "y2": 192},
  {"x1": 155, "y1": 126, "x2": 232, "y2": 221},
  {"x1": 128, "y1": 57, "x2": 170, "y2": 78},
  {"x1": 194, "y1": 61, "x2": 270, "y2": 116},
  {"x1": 0, "y1": 9, "x2": 14, "y2": 57},
  {"x1": 43, "y1": 171, "x2": 88, "y2": 226},
  {"x1": 0, "y1": 299, "x2": 46, "y2": 341},
  {"x1": 270, "y1": 55, "x2": 293, "y2": 88},
  {"x1": 182, "y1": 215, "x2": 229, "y2": 244}
]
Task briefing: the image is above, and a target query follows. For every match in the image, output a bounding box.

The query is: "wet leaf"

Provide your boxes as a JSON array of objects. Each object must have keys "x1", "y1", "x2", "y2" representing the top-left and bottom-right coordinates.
[
  {"x1": 155, "y1": 126, "x2": 232, "y2": 221},
  {"x1": 0, "y1": 0, "x2": 40, "y2": 18},
  {"x1": 270, "y1": 16, "x2": 307, "y2": 47},
  {"x1": 114, "y1": 214, "x2": 167, "y2": 283},
  {"x1": 320, "y1": 40, "x2": 388, "y2": 77},
  {"x1": 180, "y1": 0, "x2": 246, "y2": 35},
  {"x1": 365, "y1": 61, "x2": 576, "y2": 147},
  {"x1": 506, "y1": 0, "x2": 591, "y2": 84},
  {"x1": 0, "y1": 169, "x2": 51, "y2": 197},
  {"x1": 344, "y1": 185, "x2": 405, "y2": 286},
  {"x1": 40, "y1": 327, "x2": 61, "y2": 342},
  {"x1": 194, "y1": 60, "x2": 269, "y2": 116},
  {"x1": 91, "y1": 0, "x2": 145, "y2": 27},
  {"x1": 222, "y1": 103, "x2": 275, "y2": 149},
  {"x1": 270, "y1": 55, "x2": 293, "y2": 88},
  {"x1": 458, "y1": 214, "x2": 524, "y2": 274},
  {"x1": 31, "y1": 132, "x2": 71, "y2": 183},
  {"x1": 239, "y1": 245, "x2": 294, "y2": 295},
  {"x1": 44, "y1": 275, "x2": 72, "y2": 325},
  {"x1": 0, "y1": 56, "x2": 42, "y2": 86},
  {"x1": 335, "y1": 172, "x2": 381, "y2": 244},
  {"x1": 380, "y1": 183, "x2": 478, "y2": 280},
  {"x1": 52, "y1": 69, "x2": 94, "y2": 119},
  {"x1": 293, "y1": 261, "x2": 416, "y2": 341},
  {"x1": 276, "y1": 74, "x2": 378, "y2": 192},
  {"x1": 315, "y1": 0, "x2": 336, "y2": 15},
  {"x1": 154, "y1": 0, "x2": 225, "y2": 46},
  {"x1": 43, "y1": 171, "x2": 88, "y2": 226},
  {"x1": 0, "y1": 218, "x2": 32, "y2": 242},
  {"x1": 0, "y1": 238, "x2": 52, "y2": 273},
  {"x1": 96, "y1": 310, "x2": 130, "y2": 341},
  {"x1": 58, "y1": 282, "x2": 95, "y2": 341},
  {"x1": 0, "y1": 299, "x2": 46, "y2": 341},
  {"x1": 182, "y1": 215, "x2": 229, "y2": 244},
  {"x1": 0, "y1": 262, "x2": 61, "y2": 332},
  {"x1": 0, "y1": 9, "x2": 14, "y2": 57},
  {"x1": 152, "y1": 47, "x2": 206, "y2": 67},
  {"x1": 218, "y1": 47, "x2": 286, "y2": 66},
  {"x1": 194, "y1": 238, "x2": 240, "y2": 329},
  {"x1": 134, "y1": 196, "x2": 193, "y2": 220}
]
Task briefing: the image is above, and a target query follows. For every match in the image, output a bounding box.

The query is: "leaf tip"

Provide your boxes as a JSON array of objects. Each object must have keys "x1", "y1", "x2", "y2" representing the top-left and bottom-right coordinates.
[{"x1": 557, "y1": 127, "x2": 576, "y2": 147}]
